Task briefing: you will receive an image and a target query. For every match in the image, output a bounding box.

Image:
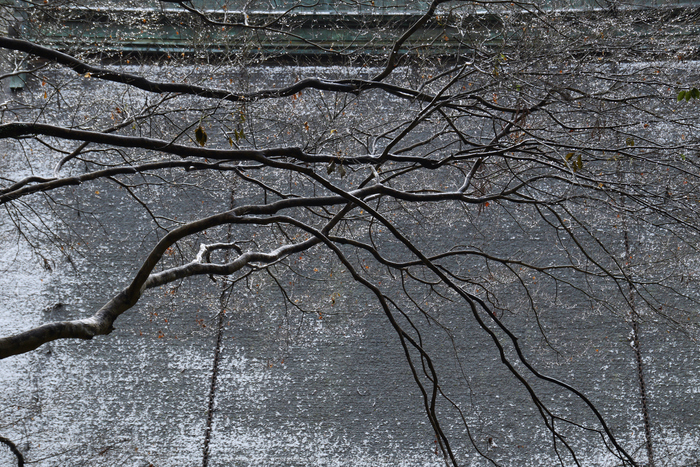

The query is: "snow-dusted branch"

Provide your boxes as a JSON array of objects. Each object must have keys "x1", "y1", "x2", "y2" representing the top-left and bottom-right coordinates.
[{"x1": 0, "y1": 211, "x2": 321, "y2": 359}]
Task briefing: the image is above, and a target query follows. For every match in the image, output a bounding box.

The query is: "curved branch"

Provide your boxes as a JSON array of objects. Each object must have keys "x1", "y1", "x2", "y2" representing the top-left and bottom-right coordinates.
[
  {"x1": 0, "y1": 37, "x2": 501, "y2": 108},
  {"x1": 171, "y1": 0, "x2": 347, "y2": 56},
  {"x1": 0, "y1": 195, "x2": 353, "y2": 358},
  {"x1": 0, "y1": 37, "x2": 359, "y2": 101},
  {"x1": 0, "y1": 218, "x2": 307, "y2": 358},
  {"x1": 0, "y1": 122, "x2": 443, "y2": 168},
  {"x1": 1, "y1": 160, "x2": 233, "y2": 204},
  {"x1": 0, "y1": 435, "x2": 24, "y2": 467},
  {"x1": 372, "y1": 0, "x2": 448, "y2": 81}
]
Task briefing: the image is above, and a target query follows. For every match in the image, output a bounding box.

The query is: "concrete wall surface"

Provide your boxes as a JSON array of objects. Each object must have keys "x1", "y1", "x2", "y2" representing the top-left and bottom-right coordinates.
[{"x1": 1, "y1": 62, "x2": 700, "y2": 467}]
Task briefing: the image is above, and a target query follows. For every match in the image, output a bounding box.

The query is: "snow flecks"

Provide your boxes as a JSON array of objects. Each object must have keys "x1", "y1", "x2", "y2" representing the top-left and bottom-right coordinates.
[
  {"x1": 207, "y1": 420, "x2": 444, "y2": 467},
  {"x1": 0, "y1": 214, "x2": 52, "y2": 335}
]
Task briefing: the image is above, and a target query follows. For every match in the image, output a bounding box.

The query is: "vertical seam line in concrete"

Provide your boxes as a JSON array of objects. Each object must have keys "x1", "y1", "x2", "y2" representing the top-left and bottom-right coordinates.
[
  {"x1": 202, "y1": 308, "x2": 225, "y2": 467},
  {"x1": 202, "y1": 189, "x2": 235, "y2": 467},
  {"x1": 624, "y1": 226, "x2": 655, "y2": 467},
  {"x1": 632, "y1": 318, "x2": 654, "y2": 467}
]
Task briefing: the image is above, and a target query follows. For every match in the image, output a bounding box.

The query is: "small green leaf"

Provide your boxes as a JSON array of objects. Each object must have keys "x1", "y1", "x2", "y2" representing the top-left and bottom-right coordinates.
[
  {"x1": 565, "y1": 152, "x2": 575, "y2": 161},
  {"x1": 678, "y1": 90, "x2": 686, "y2": 102},
  {"x1": 626, "y1": 137, "x2": 634, "y2": 147},
  {"x1": 338, "y1": 163, "x2": 346, "y2": 178},
  {"x1": 573, "y1": 154, "x2": 583, "y2": 172},
  {"x1": 327, "y1": 160, "x2": 336, "y2": 175},
  {"x1": 692, "y1": 88, "x2": 700, "y2": 99},
  {"x1": 195, "y1": 125, "x2": 207, "y2": 146}
]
